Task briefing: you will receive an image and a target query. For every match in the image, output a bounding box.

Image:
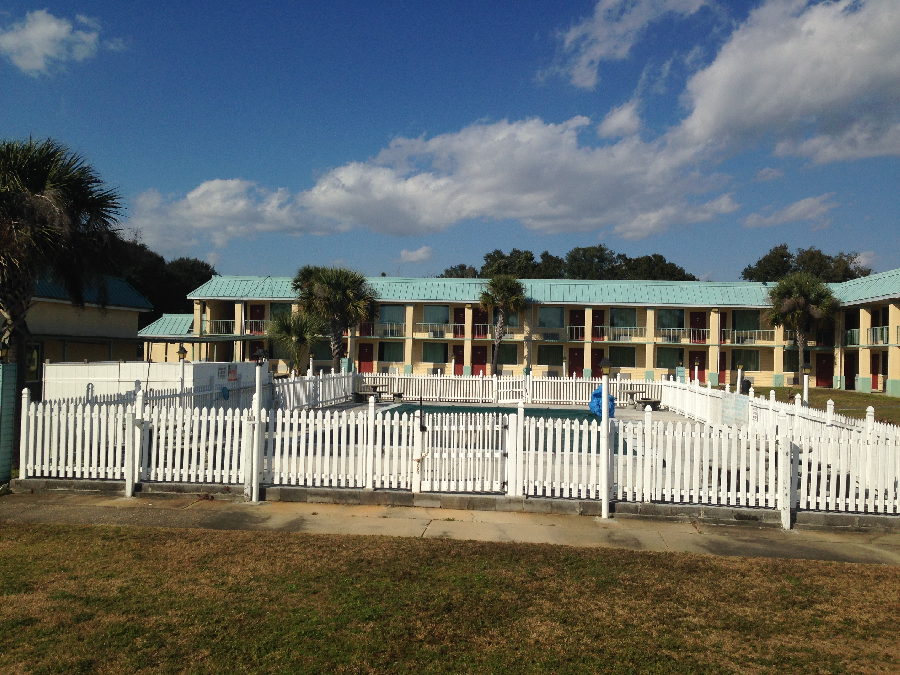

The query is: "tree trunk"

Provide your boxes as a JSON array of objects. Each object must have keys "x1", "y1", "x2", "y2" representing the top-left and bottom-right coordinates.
[
  {"x1": 491, "y1": 311, "x2": 505, "y2": 376},
  {"x1": 330, "y1": 326, "x2": 344, "y2": 373}
]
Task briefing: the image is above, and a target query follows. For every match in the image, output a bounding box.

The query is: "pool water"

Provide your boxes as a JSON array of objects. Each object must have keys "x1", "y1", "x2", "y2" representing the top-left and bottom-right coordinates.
[{"x1": 388, "y1": 403, "x2": 598, "y2": 422}]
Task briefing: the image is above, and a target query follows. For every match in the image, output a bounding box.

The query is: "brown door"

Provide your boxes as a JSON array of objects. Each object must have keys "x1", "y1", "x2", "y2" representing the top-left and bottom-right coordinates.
[
  {"x1": 688, "y1": 351, "x2": 706, "y2": 383},
  {"x1": 471, "y1": 346, "x2": 487, "y2": 375},
  {"x1": 249, "y1": 304, "x2": 265, "y2": 334},
  {"x1": 591, "y1": 348, "x2": 604, "y2": 374},
  {"x1": 569, "y1": 348, "x2": 584, "y2": 378},
  {"x1": 845, "y1": 352, "x2": 858, "y2": 390},
  {"x1": 871, "y1": 353, "x2": 880, "y2": 391},
  {"x1": 472, "y1": 308, "x2": 488, "y2": 339},
  {"x1": 592, "y1": 310, "x2": 605, "y2": 341},
  {"x1": 452, "y1": 345, "x2": 464, "y2": 375},
  {"x1": 816, "y1": 353, "x2": 833, "y2": 388},
  {"x1": 453, "y1": 308, "x2": 465, "y2": 338},
  {"x1": 358, "y1": 343, "x2": 373, "y2": 373},
  {"x1": 690, "y1": 312, "x2": 707, "y2": 344},
  {"x1": 719, "y1": 352, "x2": 726, "y2": 385},
  {"x1": 569, "y1": 309, "x2": 585, "y2": 341}
]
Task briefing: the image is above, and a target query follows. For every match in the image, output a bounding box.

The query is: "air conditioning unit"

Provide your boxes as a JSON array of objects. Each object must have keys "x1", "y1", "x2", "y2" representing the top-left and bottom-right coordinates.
[
  {"x1": 430, "y1": 367, "x2": 444, "y2": 375},
  {"x1": 543, "y1": 332, "x2": 560, "y2": 341},
  {"x1": 428, "y1": 330, "x2": 445, "y2": 339}
]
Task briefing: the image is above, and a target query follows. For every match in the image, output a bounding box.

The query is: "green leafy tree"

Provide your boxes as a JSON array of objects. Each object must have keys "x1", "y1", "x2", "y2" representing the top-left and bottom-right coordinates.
[
  {"x1": 616, "y1": 254, "x2": 698, "y2": 281},
  {"x1": 0, "y1": 138, "x2": 122, "y2": 398},
  {"x1": 767, "y1": 272, "x2": 838, "y2": 369},
  {"x1": 439, "y1": 263, "x2": 478, "y2": 278},
  {"x1": 743, "y1": 244, "x2": 870, "y2": 282},
  {"x1": 164, "y1": 257, "x2": 217, "y2": 313},
  {"x1": 480, "y1": 248, "x2": 538, "y2": 278},
  {"x1": 479, "y1": 275, "x2": 526, "y2": 375},
  {"x1": 564, "y1": 245, "x2": 620, "y2": 280},
  {"x1": 534, "y1": 251, "x2": 566, "y2": 279},
  {"x1": 292, "y1": 266, "x2": 378, "y2": 371},
  {"x1": 265, "y1": 311, "x2": 325, "y2": 375}
]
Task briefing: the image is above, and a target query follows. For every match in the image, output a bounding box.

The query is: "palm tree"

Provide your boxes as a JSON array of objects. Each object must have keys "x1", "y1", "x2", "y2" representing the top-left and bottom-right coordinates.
[
  {"x1": 767, "y1": 272, "x2": 838, "y2": 371},
  {"x1": 0, "y1": 138, "x2": 122, "y2": 395},
  {"x1": 292, "y1": 266, "x2": 378, "y2": 372},
  {"x1": 266, "y1": 311, "x2": 325, "y2": 375},
  {"x1": 479, "y1": 274, "x2": 526, "y2": 375}
]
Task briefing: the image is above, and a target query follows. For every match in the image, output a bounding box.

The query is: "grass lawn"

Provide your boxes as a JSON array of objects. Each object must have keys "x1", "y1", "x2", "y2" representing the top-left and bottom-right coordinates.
[
  {"x1": 763, "y1": 387, "x2": 900, "y2": 426},
  {"x1": 1, "y1": 524, "x2": 898, "y2": 674}
]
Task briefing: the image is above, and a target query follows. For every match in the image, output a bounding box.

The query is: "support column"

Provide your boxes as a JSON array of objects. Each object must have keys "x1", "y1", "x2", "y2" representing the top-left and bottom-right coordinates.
[
  {"x1": 888, "y1": 303, "x2": 900, "y2": 397},
  {"x1": 523, "y1": 304, "x2": 533, "y2": 375},
  {"x1": 463, "y1": 304, "x2": 473, "y2": 376},
  {"x1": 234, "y1": 302, "x2": 244, "y2": 362},
  {"x1": 709, "y1": 309, "x2": 721, "y2": 386},
  {"x1": 773, "y1": 325, "x2": 785, "y2": 387},
  {"x1": 403, "y1": 304, "x2": 414, "y2": 374},
  {"x1": 584, "y1": 307, "x2": 593, "y2": 378},
  {"x1": 835, "y1": 308, "x2": 845, "y2": 389},
  {"x1": 859, "y1": 307, "x2": 872, "y2": 393},
  {"x1": 644, "y1": 308, "x2": 656, "y2": 381}
]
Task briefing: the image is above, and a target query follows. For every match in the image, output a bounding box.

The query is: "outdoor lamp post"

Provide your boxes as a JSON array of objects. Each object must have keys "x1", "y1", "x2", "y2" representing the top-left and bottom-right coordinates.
[
  {"x1": 736, "y1": 360, "x2": 744, "y2": 395},
  {"x1": 802, "y1": 363, "x2": 811, "y2": 406},
  {"x1": 599, "y1": 357, "x2": 612, "y2": 519},
  {"x1": 693, "y1": 357, "x2": 700, "y2": 384},
  {"x1": 177, "y1": 343, "x2": 188, "y2": 394},
  {"x1": 253, "y1": 347, "x2": 267, "y2": 365}
]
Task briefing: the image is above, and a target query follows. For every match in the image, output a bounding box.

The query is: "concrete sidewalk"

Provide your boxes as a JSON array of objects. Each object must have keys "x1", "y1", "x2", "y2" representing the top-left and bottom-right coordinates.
[{"x1": 2, "y1": 491, "x2": 900, "y2": 565}]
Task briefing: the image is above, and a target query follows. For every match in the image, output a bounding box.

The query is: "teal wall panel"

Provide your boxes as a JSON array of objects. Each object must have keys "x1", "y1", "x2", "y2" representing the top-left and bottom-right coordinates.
[{"x1": 0, "y1": 364, "x2": 16, "y2": 483}]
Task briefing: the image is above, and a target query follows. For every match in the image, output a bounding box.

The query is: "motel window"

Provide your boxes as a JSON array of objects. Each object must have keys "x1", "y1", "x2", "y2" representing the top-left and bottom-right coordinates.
[
  {"x1": 656, "y1": 347, "x2": 684, "y2": 369},
  {"x1": 312, "y1": 343, "x2": 332, "y2": 361},
  {"x1": 732, "y1": 310, "x2": 760, "y2": 331},
  {"x1": 731, "y1": 349, "x2": 760, "y2": 371},
  {"x1": 610, "y1": 308, "x2": 637, "y2": 328},
  {"x1": 538, "y1": 307, "x2": 564, "y2": 328},
  {"x1": 537, "y1": 345, "x2": 564, "y2": 366},
  {"x1": 422, "y1": 342, "x2": 448, "y2": 363},
  {"x1": 610, "y1": 346, "x2": 636, "y2": 368},
  {"x1": 783, "y1": 349, "x2": 811, "y2": 373},
  {"x1": 379, "y1": 305, "x2": 405, "y2": 325},
  {"x1": 378, "y1": 341, "x2": 404, "y2": 362},
  {"x1": 493, "y1": 309, "x2": 520, "y2": 327},
  {"x1": 492, "y1": 343, "x2": 518, "y2": 366},
  {"x1": 270, "y1": 303, "x2": 292, "y2": 320},
  {"x1": 656, "y1": 309, "x2": 684, "y2": 330},
  {"x1": 423, "y1": 305, "x2": 450, "y2": 325},
  {"x1": 269, "y1": 340, "x2": 290, "y2": 361}
]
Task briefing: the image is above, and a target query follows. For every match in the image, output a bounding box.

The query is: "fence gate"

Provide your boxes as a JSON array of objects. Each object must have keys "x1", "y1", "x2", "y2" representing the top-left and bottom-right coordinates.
[{"x1": 419, "y1": 412, "x2": 508, "y2": 493}]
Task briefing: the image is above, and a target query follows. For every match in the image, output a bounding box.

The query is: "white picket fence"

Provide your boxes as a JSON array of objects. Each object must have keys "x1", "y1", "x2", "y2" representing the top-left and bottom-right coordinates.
[
  {"x1": 271, "y1": 371, "x2": 356, "y2": 410},
  {"x1": 18, "y1": 381, "x2": 900, "y2": 527}
]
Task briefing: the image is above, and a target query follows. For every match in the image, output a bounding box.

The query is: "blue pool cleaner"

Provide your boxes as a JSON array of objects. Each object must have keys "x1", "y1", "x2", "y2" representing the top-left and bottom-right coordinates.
[{"x1": 589, "y1": 384, "x2": 616, "y2": 419}]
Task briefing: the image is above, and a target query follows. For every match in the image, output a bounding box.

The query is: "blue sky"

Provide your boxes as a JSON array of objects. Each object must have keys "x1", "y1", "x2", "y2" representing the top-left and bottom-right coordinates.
[{"x1": 1, "y1": 0, "x2": 898, "y2": 280}]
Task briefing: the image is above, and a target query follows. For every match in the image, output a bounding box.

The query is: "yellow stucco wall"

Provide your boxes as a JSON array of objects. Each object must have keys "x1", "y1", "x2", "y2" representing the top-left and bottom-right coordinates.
[{"x1": 28, "y1": 301, "x2": 140, "y2": 339}]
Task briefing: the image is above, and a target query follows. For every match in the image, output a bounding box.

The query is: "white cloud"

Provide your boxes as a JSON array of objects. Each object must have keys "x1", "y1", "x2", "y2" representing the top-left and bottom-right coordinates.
[
  {"x1": 598, "y1": 99, "x2": 641, "y2": 138},
  {"x1": 558, "y1": 0, "x2": 708, "y2": 89},
  {"x1": 754, "y1": 167, "x2": 784, "y2": 182},
  {"x1": 399, "y1": 246, "x2": 433, "y2": 263},
  {"x1": 743, "y1": 193, "x2": 838, "y2": 229},
  {"x1": 0, "y1": 10, "x2": 108, "y2": 75},
  {"x1": 678, "y1": 0, "x2": 900, "y2": 162},
  {"x1": 205, "y1": 251, "x2": 221, "y2": 268},
  {"x1": 855, "y1": 251, "x2": 876, "y2": 269}
]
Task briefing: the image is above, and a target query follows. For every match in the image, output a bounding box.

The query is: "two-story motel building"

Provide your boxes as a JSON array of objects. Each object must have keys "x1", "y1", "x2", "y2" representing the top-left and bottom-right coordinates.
[{"x1": 138, "y1": 269, "x2": 900, "y2": 395}]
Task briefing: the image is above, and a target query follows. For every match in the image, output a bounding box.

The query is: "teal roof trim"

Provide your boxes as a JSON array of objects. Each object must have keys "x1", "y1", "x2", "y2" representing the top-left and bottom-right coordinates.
[
  {"x1": 187, "y1": 270, "x2": 900, "y2": 308},
  {"x1": 35, "y1": 275, "x2": 153, "y2": 311},
  {"x1": 138, "y1": 314, "x2": 194, "y2": 338}
]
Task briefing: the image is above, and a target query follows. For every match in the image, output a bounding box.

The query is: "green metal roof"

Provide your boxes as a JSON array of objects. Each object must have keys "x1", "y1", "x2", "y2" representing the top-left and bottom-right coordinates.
[
  {"x1": 187, "y1": 271, "x2": 900, "y2": 308},
  {"x1": 138, "y1": 314, "x2": 194, "y2": 338},
  {"x1": 35, "y1": 275, "x2": 153, "y2": 311}
]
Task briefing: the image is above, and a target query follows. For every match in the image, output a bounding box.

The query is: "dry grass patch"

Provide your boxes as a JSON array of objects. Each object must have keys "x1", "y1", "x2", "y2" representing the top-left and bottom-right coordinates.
[{"x1": 1, "y1": 523, "x2": 898, "y2": 674}]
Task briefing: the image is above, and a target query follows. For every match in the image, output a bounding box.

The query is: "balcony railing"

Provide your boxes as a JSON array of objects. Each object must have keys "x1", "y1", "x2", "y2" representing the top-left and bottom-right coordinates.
[
  {"x1": 844, "y1": 329, "x2": 860, "y2": 346},
  {"x1": 487, "y1": 325, "x2": 522, "y2": 340},
  {"x1": 868, "y1": 326, "x2": 891, "y2": 345},
  {"x1": 591, "y1": 326, "x2": 606, "y2": 341},
  {"x1": 472, "y1": 324, "x2": 490, "y2": 339},
  {"x1": 201, "y1": 319, "x2": 235, "y2": 335},
  {"x1": 721, "y1": 329, "x2": 775, "y2": 344},
  {"x1": 534, "y1": 329, "x2": 565, "y2": 342},
  {"x1": 606, "y1": 326, "x2": 647, "y2": 341},
  {"x1": 376, "y1": 323, "x2": 405, "y2": 338},
  {"x1": 784, "y1": 329, "x2": 836, "y2": 347},
  {"x1": 415, "y1": 323, "x2": 452, "y2": 339},
  {"x1": 567, "y1": 325, "x2": 585, "y2": 341},
  {"x1": 244, "y1": 319, "x2": 266, "y2": 335}
]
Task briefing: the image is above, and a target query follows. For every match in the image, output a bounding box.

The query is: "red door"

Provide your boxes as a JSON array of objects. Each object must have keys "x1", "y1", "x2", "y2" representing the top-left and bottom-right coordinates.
[
  {"x1": 472, "y1": 308, "x2": 488, "y2": 339},
  {"x1": 471, "y1": 346, "x2": 487, "y2": 375},
  {"x1": 569, "y1": 348, "x2": 584, "y2": 378},
  {"x1": 816, "y1": 353, "x2": 833, "y2": 388},
  {"x1": 719, "y1": 352, "x2": 726, "y2": 385},
  {"x1": 358, "y1": 343, "x2": 373, "y2": 373},
  {"x1": 591, "y1": 348, "x2": 604, "y2": 375},
  {"x1": 453, "y1": 308, "x2": 465, "y2": 338},
  {"x1": 452, "y1": 345, "x2": 464, "y2": 375},
  {"x1": 249, "y1": 304, "x2": 265, "y2": 334},
  {"x1": 689, "y1": 350, "x2": 706, "y2": 383},
  {"x1": 592, "y1": 310, "x2": 605, "y2": 341},
  {"x1": 719, "y1": 312, "x2": 727, "y2": 343},
  {"x1": 690, "y1": 312, "x2": 707, "y2": 344},
  {"x1": 871, "y1": 354, "x2": 880, "y2": 391},
  {"x1": 569, "y1": 309, "x2": 585, "y2": 341}
]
